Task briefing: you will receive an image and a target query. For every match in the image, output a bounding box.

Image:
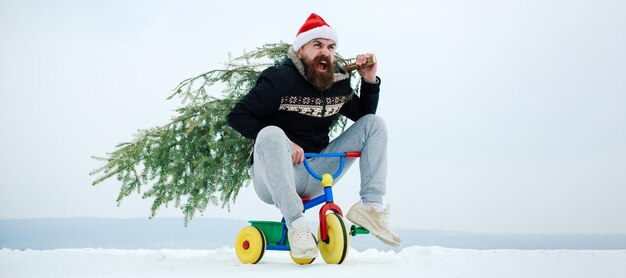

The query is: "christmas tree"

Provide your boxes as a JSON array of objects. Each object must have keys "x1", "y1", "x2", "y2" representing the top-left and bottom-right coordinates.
[{"x1": 90, "y1": 42, "x2": 359, "y2": 224}]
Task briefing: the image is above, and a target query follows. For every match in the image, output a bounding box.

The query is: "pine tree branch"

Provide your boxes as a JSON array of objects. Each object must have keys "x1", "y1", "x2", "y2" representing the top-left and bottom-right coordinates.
[{"x1": 91, "y1": 42, "x2": 360, "y2": 225}]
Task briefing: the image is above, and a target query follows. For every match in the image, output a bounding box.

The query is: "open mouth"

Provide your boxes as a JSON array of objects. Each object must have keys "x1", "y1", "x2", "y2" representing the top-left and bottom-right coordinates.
[{"x1": 316, "y1": 60, "x2": 328, "y2": 72}]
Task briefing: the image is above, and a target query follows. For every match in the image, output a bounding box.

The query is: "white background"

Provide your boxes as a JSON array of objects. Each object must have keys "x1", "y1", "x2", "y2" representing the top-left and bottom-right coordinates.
[{"x1": 1, "y1": 0, "x2": 625, "y2": 234}]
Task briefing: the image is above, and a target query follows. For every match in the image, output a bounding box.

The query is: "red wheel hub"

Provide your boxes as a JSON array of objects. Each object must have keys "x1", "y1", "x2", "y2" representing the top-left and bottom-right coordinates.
[{"x1": 242, "y1": 240, "x2": 250, "y2": 250}]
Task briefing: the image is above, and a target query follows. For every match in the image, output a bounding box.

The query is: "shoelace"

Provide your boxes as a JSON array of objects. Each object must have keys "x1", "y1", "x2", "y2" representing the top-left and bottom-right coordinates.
[
  {"x1": 380, "y1": 212, "x2": 390, "y2": 226},
  {"x1": 292, "y1": 228, "x2": 311, "y2": 242},
  {"x1": 374, "y1": 205, "x2": 391, "y2": 226}
]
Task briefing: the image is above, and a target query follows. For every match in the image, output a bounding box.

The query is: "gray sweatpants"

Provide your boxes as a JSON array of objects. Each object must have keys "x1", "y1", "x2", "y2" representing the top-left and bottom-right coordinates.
[{"x1": 252, "y1": 114, "x2": 388, "y2": 228}]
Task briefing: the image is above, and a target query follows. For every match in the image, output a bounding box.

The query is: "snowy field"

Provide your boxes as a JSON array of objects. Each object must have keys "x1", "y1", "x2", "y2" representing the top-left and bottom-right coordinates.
[{"x1": 2, "y1": 246, "x2": 625, "y2": 278}]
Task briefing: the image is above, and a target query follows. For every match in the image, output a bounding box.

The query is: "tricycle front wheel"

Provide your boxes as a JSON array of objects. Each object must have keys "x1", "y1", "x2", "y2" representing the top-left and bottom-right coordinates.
[{"x1": 318, "y1": 213, "x2": 350, "y2": 264}]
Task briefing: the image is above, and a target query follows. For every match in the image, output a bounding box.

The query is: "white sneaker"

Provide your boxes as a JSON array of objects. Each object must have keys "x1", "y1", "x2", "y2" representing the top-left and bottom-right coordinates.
[
  {"x1": 346, "y1": 200, "x2": 402, "y2": 247},
  {"x1": 288, "y1": 218, "x2": 318, "y2": 259}
]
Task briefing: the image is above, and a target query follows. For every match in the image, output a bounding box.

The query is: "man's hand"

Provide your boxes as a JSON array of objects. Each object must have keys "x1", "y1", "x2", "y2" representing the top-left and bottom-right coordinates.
[
  {"x1": 292, "y1": 141, "x2": 304, "y2": 164},
  {"x1": 356, "y1": 53, "x2": 377, "y2": 83}
]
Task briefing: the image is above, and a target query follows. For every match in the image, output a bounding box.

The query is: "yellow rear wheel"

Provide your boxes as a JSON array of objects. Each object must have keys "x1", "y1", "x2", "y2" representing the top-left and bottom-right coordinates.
[
  {"x1": 235, "y1": 226, "x2": 266, "y2": 264},
  {"x1": 318, "y1": 213, "x2": 350, "y2": 264}
]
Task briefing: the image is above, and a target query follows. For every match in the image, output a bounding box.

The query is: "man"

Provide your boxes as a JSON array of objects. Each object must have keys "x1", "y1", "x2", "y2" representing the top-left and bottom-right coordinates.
[{"x1": 227, "y1": 13, "x2": 401, "y2": 259}]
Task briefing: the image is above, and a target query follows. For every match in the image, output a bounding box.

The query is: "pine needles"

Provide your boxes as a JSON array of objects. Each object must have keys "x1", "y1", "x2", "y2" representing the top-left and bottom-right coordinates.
[{"x1": 90, "y1": 42, "x2": 357, "y2": 224}]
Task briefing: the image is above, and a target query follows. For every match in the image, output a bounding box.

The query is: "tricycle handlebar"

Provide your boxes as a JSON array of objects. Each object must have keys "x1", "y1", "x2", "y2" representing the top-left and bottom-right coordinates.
[{"x1": 302, "y1": 152, "x2": 361, "y2": 181}]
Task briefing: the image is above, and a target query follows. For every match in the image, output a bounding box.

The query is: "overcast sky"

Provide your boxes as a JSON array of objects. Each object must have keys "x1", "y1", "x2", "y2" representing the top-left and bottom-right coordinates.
[{"x1": 1, "y1": 0, "x2": 625, "y2": 234}]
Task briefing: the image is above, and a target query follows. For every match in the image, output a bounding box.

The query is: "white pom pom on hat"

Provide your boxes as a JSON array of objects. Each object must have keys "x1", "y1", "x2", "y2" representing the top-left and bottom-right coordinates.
[{"x1": 292, "y1": 13, "x2": 338, "y2": 51}]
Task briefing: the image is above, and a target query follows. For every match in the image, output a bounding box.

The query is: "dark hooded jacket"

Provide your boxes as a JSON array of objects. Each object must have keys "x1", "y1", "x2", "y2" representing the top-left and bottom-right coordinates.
[{"x1": 227, "y1": 49, "x2": 380, "y2": 155}]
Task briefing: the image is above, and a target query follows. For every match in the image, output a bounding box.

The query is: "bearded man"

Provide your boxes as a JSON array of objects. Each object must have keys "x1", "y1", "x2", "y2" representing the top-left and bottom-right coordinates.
[{"x1": 227, "y1": 13, "x2": 401, "y2": 259}]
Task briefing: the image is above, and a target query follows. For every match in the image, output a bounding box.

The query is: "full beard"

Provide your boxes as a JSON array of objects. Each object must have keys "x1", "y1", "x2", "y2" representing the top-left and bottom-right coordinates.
[{"x1": 303, "y1": 55, "x2": 335, "y2": 91}]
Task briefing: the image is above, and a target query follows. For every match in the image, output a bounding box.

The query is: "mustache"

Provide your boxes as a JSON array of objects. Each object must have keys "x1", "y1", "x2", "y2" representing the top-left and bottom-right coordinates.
[{"x1": 312, "y1": 54, "x2": 332, "y2": 65}]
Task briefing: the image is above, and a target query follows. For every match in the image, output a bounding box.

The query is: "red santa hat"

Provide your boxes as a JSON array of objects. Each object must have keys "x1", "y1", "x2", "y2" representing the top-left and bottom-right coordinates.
[{"x1": 292, "y1": 13, "x2": 338, "y2": 51}]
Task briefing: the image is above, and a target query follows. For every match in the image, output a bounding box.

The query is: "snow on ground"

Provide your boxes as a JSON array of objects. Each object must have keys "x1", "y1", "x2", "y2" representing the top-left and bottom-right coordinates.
[{"x1": 2, "y1": 246, "x2": 625, "y2": 278}]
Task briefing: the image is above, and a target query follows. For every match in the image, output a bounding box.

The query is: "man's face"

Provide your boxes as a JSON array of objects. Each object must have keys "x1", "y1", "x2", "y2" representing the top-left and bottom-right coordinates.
[
  {"x1": 297, "y1": 38, "x2": 336, "y2": 91},
  {"x1": 297, "y1": 38, "x2": 336, "y2": 68}
]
